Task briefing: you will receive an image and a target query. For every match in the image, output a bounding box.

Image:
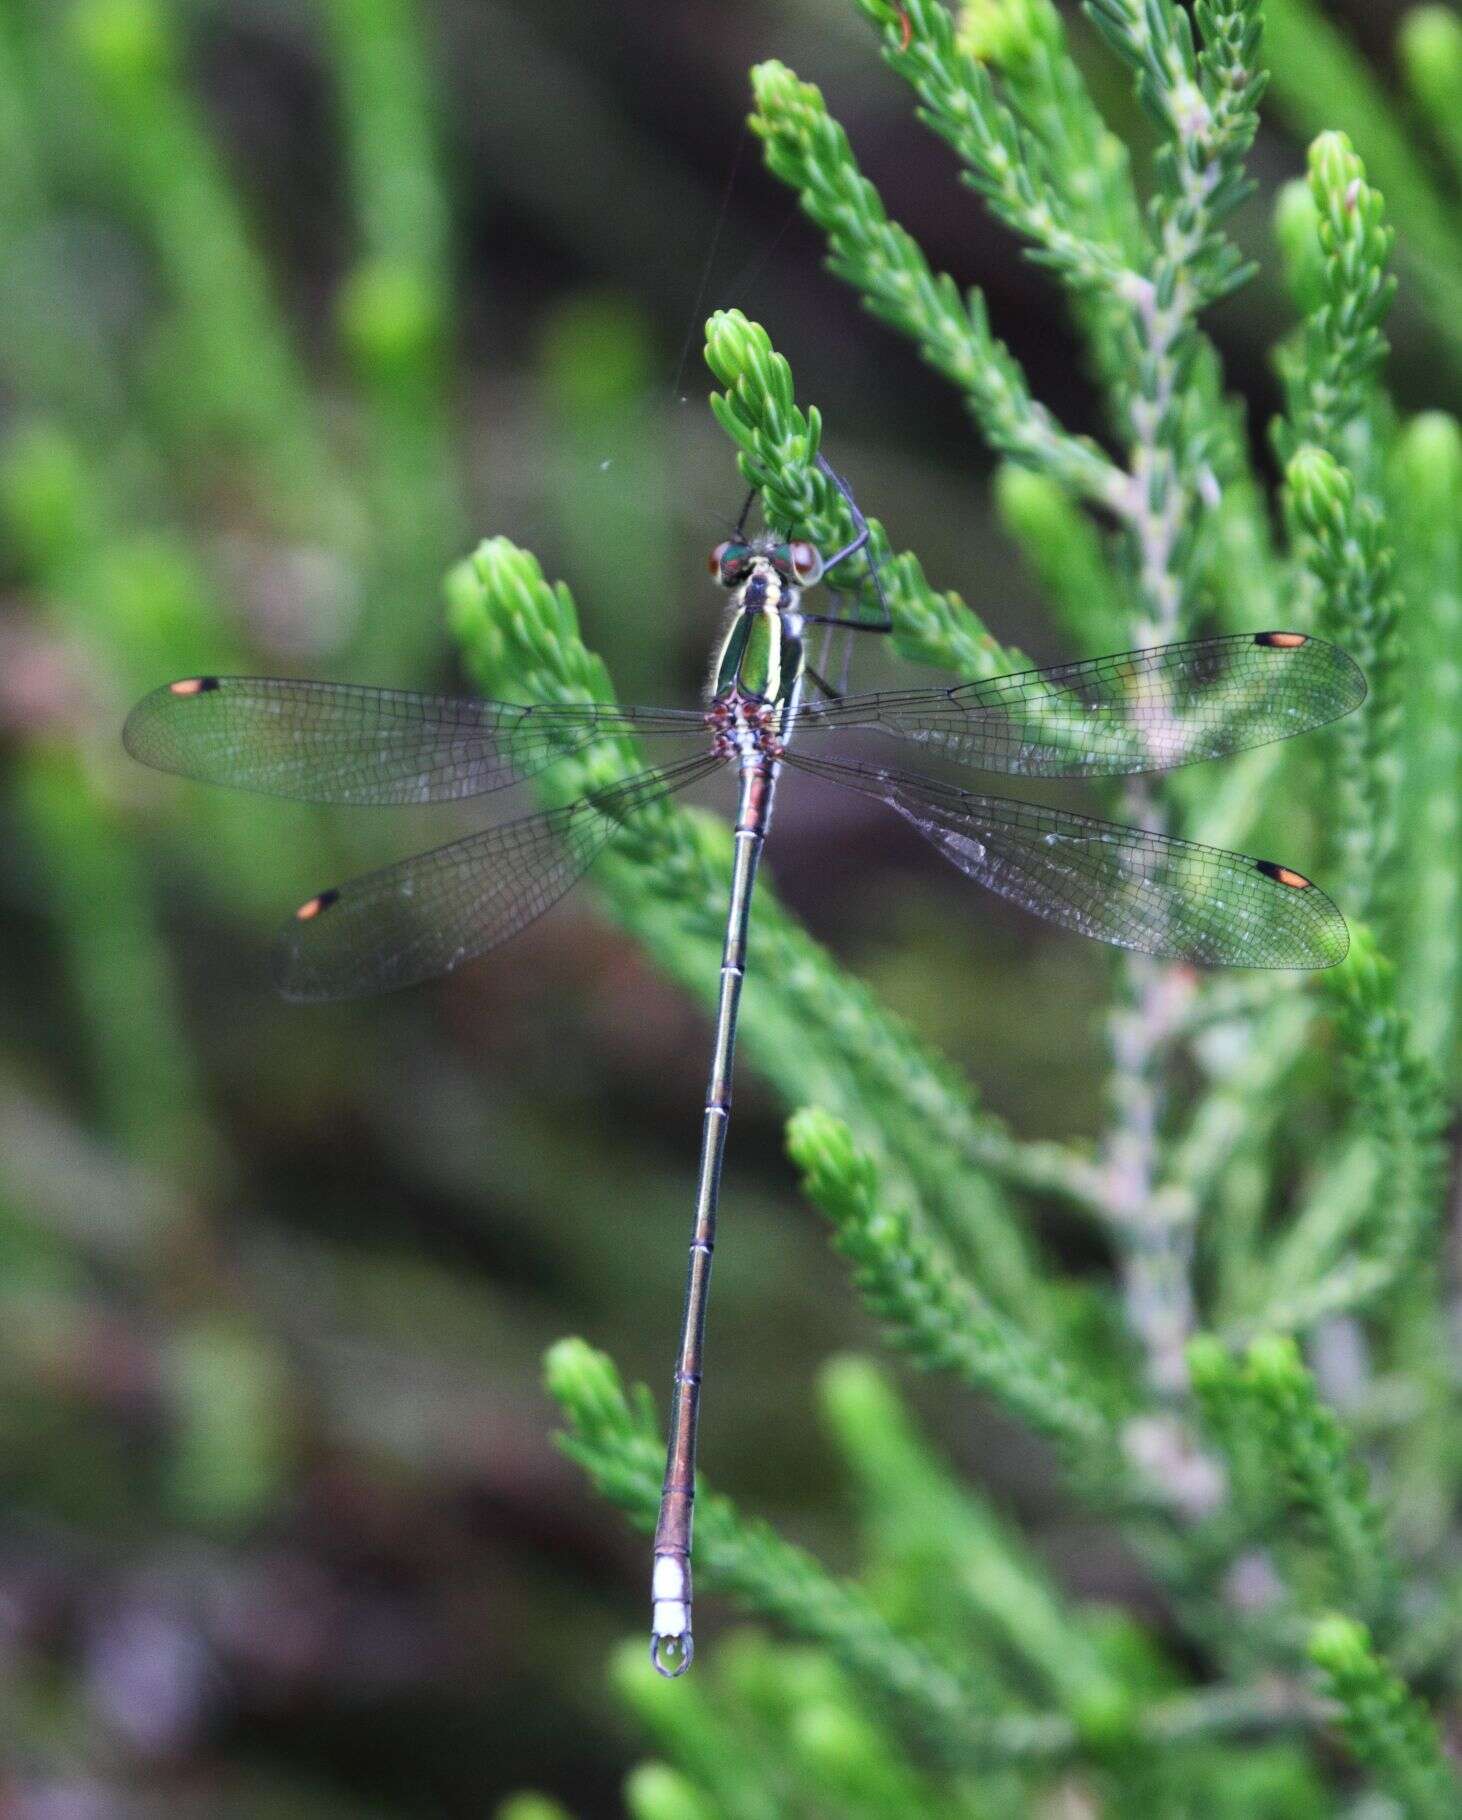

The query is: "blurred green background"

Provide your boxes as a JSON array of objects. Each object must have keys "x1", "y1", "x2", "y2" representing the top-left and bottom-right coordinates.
[{"x1": 0, "y1": 1, "x2": 1452, "y2": 1814}]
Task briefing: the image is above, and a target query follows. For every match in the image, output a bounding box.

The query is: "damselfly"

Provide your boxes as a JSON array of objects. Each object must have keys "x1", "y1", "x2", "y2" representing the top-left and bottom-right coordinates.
[{"x1": 124, "y1": 457, "x2": 1365, "y2": 1675}]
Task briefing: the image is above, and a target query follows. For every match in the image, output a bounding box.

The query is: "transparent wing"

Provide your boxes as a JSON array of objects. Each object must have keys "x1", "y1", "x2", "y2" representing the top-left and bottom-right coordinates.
[
  {"x1": 786, "y1": 752, "x2": 1349, "y2": 968},
  {"x1": 278, "y1": 751, "x2": 723, "y2": 1001},
  {"x1": 124, "y1": 676, "x2": 704, "y2": 805},
  {"x1": 798, "y1": 633, "x2": 1366, "y2": 778}
]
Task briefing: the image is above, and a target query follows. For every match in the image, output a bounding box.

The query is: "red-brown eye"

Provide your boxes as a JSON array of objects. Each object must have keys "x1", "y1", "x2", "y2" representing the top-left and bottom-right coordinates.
[
  {"x1": 710, "y1": 540, "x2": 750, "y2": 585},
  {"x1": 788, "y1": 541, "x2": 823, "y2": 584}
]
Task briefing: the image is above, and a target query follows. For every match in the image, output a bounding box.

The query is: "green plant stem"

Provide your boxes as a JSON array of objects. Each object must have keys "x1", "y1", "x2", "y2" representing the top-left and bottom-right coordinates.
[
  {"x1": 747, "y1": 60, "x2": 1131, "y2": 515},
  {"x1": 1264, "y1": 0, "x2": 1462, "y2": 379},
  {"x1": 1398, "y1": 6, "x2": 1462, "y2": 190},
  {"x1": 704, "y1": 311, "x2": 1031, "y2": 680},
  {"x1": 67, "y1": 0, "x2": 352, "y2": 538},
  {"x1": 789, "y1": 1111, "x2": 1123, "y2": 1478},
  {"x1": 447, "y1": 531, "x2": 1065, "y2": 1323},
  {"x1": 321, "y1": 0, "x2": 464, "y2": 680},
  {"x1": 1285, "y1": 445, "x2": 1399, "y2": 920},
  {"x1": 548, "y1": 1340, "x2": 1321, "y2": 1769},
  {"x1": 819, "y1": 1355, "x2": 1133, "y2": 1734},
  {"x1": 860, "y1": 0, "x2": 1140, "y2": 294},
  {"x1": 1308, "y1": 1616, "x2": 1461, "y2": 1819},
  {"x1": 1389, "y1": 413, "x2": 1462, "y2": 1072},
  {"x1": 959, "y1": 0, "x2": 1149, "y2": 268}
]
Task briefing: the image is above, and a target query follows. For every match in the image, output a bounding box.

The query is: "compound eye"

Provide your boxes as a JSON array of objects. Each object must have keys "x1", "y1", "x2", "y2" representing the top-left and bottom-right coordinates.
[
  {"x1": 788, "y1": 541, "x2": 823, "y2": 584},
  {"x1": 710, "y1": 541, "x2": 750, "y2": 585}
]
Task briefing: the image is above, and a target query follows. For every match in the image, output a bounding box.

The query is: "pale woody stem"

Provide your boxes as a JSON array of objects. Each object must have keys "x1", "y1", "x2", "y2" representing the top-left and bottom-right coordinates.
[{"x1": 1105, "y1": 100, "x2": 1228, "y2": 1398}]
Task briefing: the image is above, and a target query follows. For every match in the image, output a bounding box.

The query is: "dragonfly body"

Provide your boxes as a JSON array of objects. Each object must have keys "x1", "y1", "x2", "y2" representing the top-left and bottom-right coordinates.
[
  {"x1": 123, "y1": 461, "x2": 1365, "y2": 1675},
  {"x1": 706, "y1": 536, "x2": 813, "y2": 729},
  {"x1": 657, "y1": 533, "x2": 822, "y2": 1670}
]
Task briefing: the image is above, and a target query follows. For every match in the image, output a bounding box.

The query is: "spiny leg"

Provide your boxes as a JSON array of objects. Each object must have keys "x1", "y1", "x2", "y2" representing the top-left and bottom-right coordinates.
[
  {"x1": 802, "y1": 662, "x2": 843, "y2": 702},
  {"x1": 803, "y1": 452, "x2": 893, "y2": 635}
]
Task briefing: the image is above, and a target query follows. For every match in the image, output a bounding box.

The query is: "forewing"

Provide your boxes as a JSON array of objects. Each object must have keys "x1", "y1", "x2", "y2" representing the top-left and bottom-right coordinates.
[
  {"x1": 278, "y1": 752, "x2": 722, "y2": 1000},
  {"x1": 124, "y1": 676, "x2": 703, "y2": 805},
  {"x1": 799, "y1": 633, "x2": 1366, "y2": 778},
  {"x1": 787, "y1": 753, "x2": 1349, "y2": 968}
]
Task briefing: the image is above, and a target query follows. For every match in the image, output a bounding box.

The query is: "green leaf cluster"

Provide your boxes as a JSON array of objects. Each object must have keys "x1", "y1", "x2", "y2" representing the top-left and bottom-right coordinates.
[
  {"x1": 0, "y1": 0, "x2": 1456, "y2": 1810},
  {"x1": 498, "y1": 4, "x2": 1461, "y2": 1811}
]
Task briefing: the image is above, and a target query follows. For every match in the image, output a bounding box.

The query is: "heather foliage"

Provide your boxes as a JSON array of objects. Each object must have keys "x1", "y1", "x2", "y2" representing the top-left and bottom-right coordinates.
[{"x1": 2, "y1": 2, "x2": 1458, "y2": 1813}]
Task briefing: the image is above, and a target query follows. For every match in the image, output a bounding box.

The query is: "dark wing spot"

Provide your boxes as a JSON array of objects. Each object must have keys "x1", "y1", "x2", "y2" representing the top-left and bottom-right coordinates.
[
  {"x1": 169, "y1": 675, "x2": 221, "y2": 696},
  {"x1": 1253, "y1": 632, "x2": 1308, "y2": 649},
  {"x1": 295, "y1": 888, "x2": 340, "y2": 921},
  {"x1": 1256, "y1": 860, "x2": 1312, "y2": 890}
]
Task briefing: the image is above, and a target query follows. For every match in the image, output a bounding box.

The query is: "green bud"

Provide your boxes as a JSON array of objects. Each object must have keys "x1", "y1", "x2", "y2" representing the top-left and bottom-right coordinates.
[
  {"x1": 748, "y1": 61, "x2": 833, "y2": 188},
  {"x1": 1184, "y1": 1333, "x2": 1235, "y2": 1395},
  {"x1": 749, "y1": 58, "x2": 807, "y2": 119},
  {"x1": 167, "y1": 1318, "x2": 292, "y2": 1526},
  {"x1": 624, "y1": 1763, "x2": 717, "y2": 1820},
  {"x1": 468, "y1": 537, "x2": 552, "y2": 635},
  {"x1": 1071, "y1": 1676, "x2": 1138, "y2": 1752},
  {"x1": 705, "y1": 307, "x2": 772, "y2": 391},
  {"x1": 994, "y1": 462, "x2": 1068, "y2": 543},
  {"x1": 1287, "y1": 444, "x2": 1353, "y2": 537},
  {"x1": 538, "y1": 291, "x2": 653, "y2": 419},
  {"x1": 1244, "y1": 1334, "x2": 1304, "y2": 1390},
  {"x1": 1308, "y1": 131, "x2": 1393, "y2": 271},
  {"x1": 792, "y1": 1700, "x2": 902, "y2": 1793},
  {"x1": 68, "y1": 0, "x2": 173, "y2": 88},
  {"x1": 543, "y1": 1336, "x2": 626, "y2": 1431},
  {"x1": 1308, "y1": 1611, "x2": 1371, "y2": 1674},
  {"x1": 606, "y1": 1636, "x2": 656, "y2": 1703},
  {"x1": 1273, "y1": 178, "x2": 1324, "y2": 315},
  {"x1": 494, "y1": 1797, "x2": 575, "y2": 1820},
  {"x1": 817, "y1": 1353, "x2": 902, "y2": 1446},
  {"x1": 0, "y1": 424, "x2": 93, "y2": 573},
  {"x1": 337, "y1": 260, "x2": 443, "y2": 380},
  {"x1": 1397, "y1": 7, "x2": 1462, "y2": 119},
  {"x1": 786, "y1": 1107, "x2": 874, "y2": 1205},
  {"x1": 852, "y1": 0, "x2": 907, "y2": 37},
  {"x1": 703, "y1": 307, "x2": 821, "y2": 489},
  {"x1": 95, "y1": 534, "x2": 205, "y2": 649},
  {"x1": 1308, "y1": 130, "x2": 1365, "y2": 208},
  {"x1": 1308, "y1": 1613, "x2": 1460, "y2": 1810},
  {"x1": 958, "y1": 0, "x2": 1054, "y2": 67},
  {"x1": 1393, "y1": 412, "x2": 1462, "y2": 518},
  {"x1": 1323, "y1": 922, "x2": 1391, "y2": 1025}
]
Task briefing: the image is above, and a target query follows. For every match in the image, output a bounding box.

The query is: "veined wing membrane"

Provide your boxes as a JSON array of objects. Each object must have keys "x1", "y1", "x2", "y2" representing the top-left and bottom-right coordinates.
[
  {"x1": 278, "y1": 751, "x2": 723, "y2": 1001},
  {"x1": 786, "y1": 752, "x2": 1349, "y2": 968},
  {"x1": 124, "y1": 676, "x2": 704, "y2": 805},
  {"x1": 798, "y1": 633, "x2": 1366, "y2": 778}
]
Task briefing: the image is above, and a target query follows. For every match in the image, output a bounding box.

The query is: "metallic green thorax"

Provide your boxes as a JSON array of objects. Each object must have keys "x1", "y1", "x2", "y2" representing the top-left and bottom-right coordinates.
[{"x1": 710, "y1": 587, "x2": 804, "y2": 709}]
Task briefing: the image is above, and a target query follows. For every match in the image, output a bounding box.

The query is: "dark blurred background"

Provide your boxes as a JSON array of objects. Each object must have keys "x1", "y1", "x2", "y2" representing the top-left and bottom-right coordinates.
[{"x1": 0, "y1": 1, "x2": 1448, "y2": 1814}]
